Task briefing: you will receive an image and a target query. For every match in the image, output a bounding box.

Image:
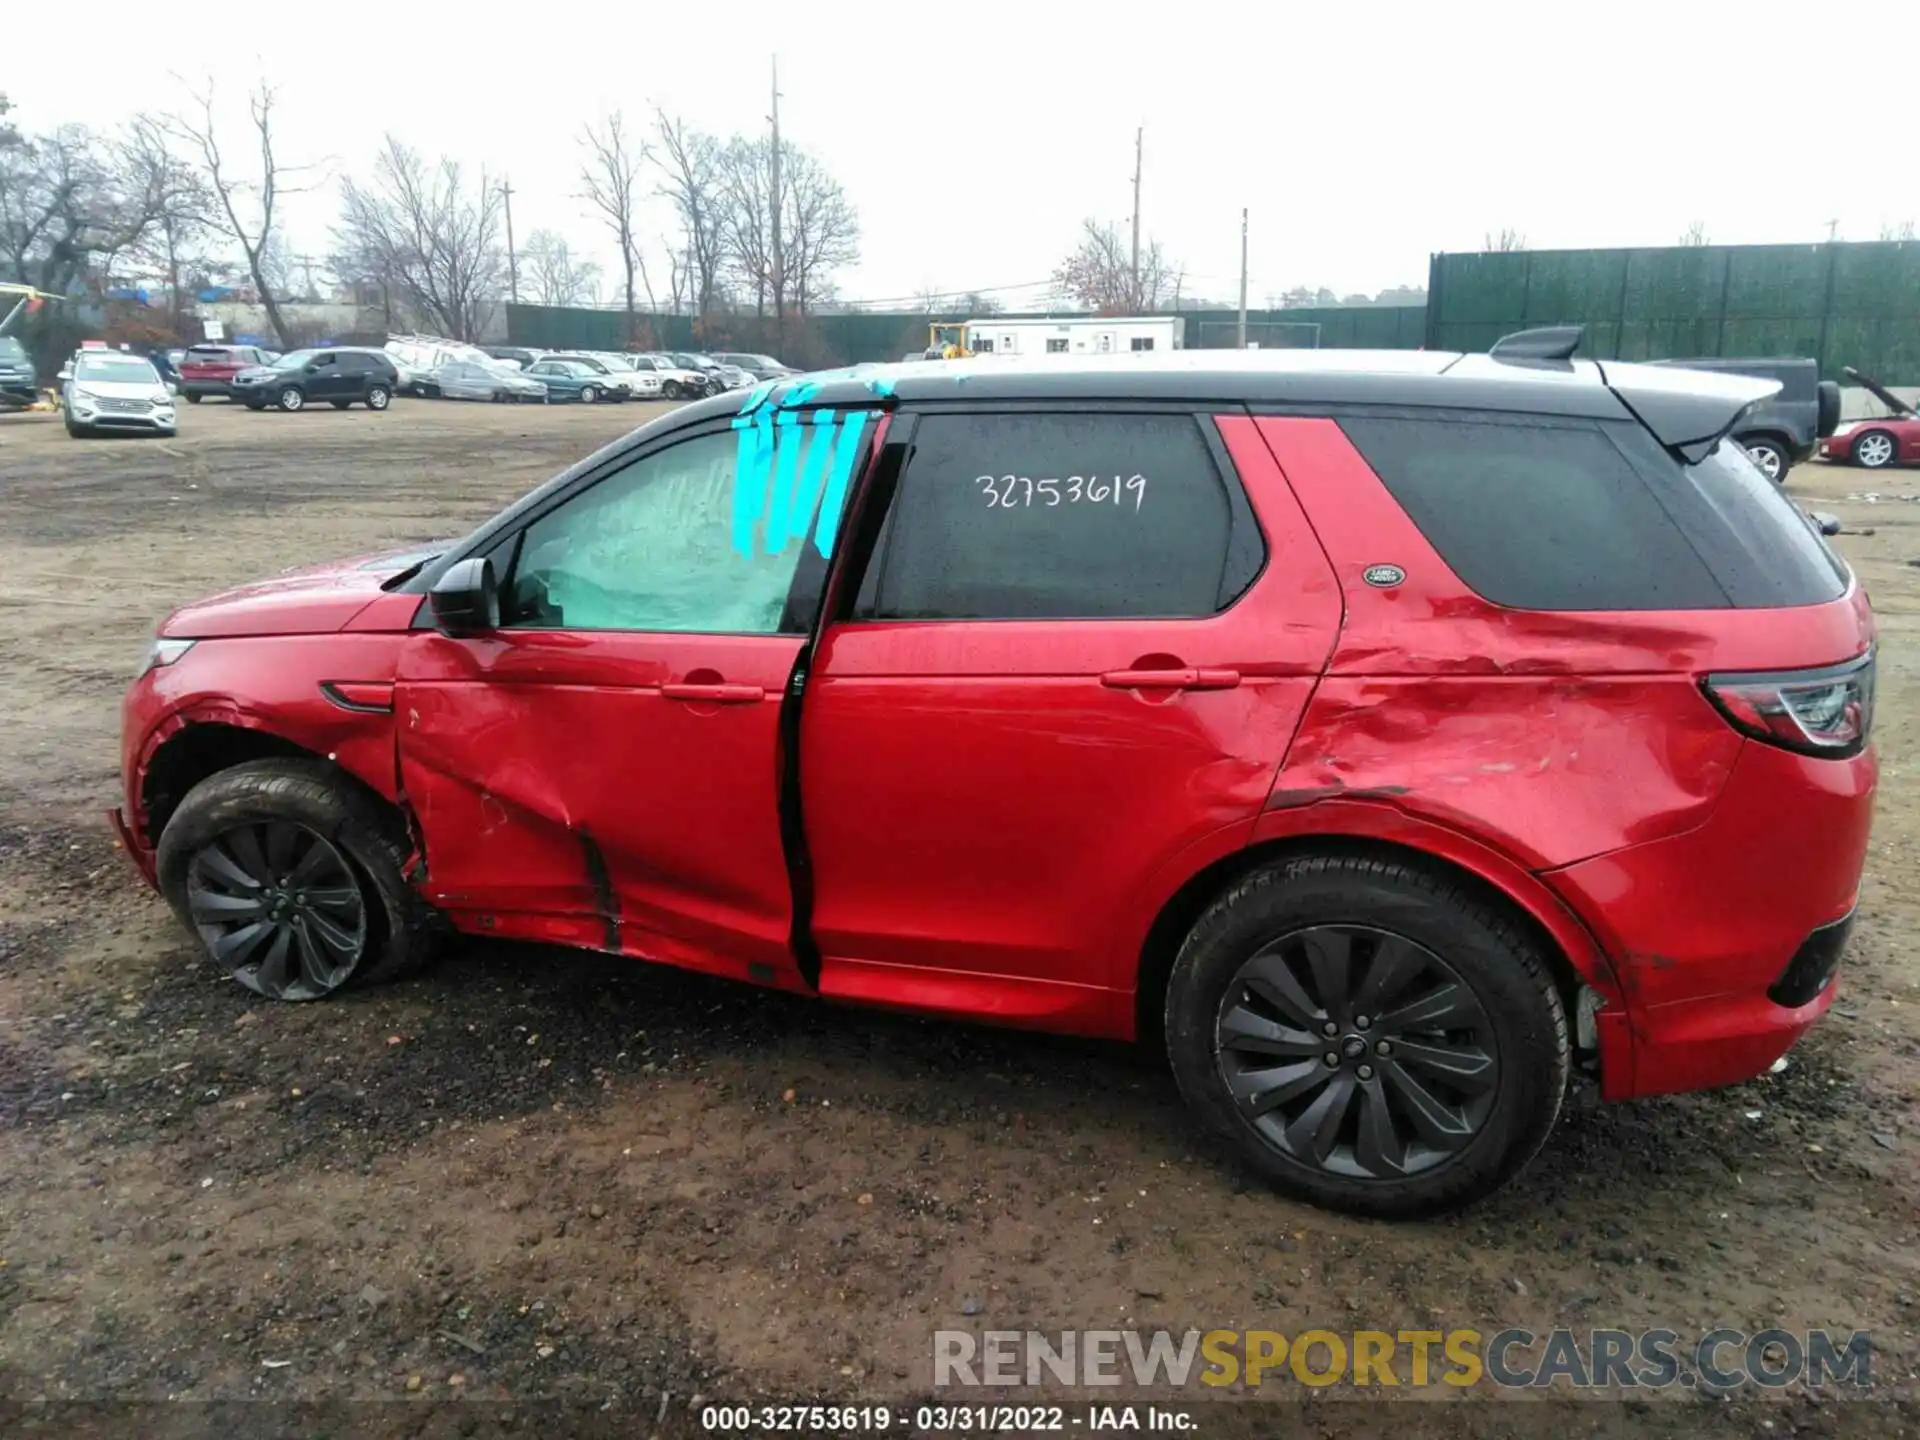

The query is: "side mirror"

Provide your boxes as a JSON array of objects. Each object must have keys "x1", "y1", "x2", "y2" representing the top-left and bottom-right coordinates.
[{"x1": 429, "y1": 556, "x2": 500, "y2": 637}]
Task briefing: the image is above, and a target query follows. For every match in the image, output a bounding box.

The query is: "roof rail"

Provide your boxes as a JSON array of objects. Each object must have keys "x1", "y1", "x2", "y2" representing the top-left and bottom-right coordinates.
[{"x1": 1490, "y1": 325, "x2": 1584, "y2": 362}]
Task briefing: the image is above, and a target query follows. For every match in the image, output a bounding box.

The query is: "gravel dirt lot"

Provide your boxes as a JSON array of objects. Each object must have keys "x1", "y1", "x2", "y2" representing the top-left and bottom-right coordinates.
[{"x1": 0, "y1": 398, "x2": 1916, "y2": 1437}]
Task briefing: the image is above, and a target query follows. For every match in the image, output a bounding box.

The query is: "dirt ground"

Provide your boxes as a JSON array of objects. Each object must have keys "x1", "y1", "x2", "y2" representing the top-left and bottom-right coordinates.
[{"x1": 1, "y1": 397, "x2": 1917, "y2": 1437}]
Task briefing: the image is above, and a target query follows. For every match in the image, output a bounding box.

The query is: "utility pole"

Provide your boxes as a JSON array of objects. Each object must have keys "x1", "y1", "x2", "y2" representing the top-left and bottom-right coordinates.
[
  {"x1": 769, "y1": 56, "x2": 785, "y2": 338},
  {"x1": 1826, "y1": 218, "x2": 1839, "y2": 243},
  {"x1": 501, "y1": 181, "x2": 520, "y2": 305},
  {"x1": 1237, "y1": 208, "x2": 1249, "y2": 349},
  {"x1": 1129, "y1": 125, "x2": 1142, "y2": 312}
]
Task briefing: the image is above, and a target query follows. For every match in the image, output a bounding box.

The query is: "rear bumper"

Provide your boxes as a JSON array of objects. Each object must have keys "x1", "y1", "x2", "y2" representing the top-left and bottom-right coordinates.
[{"x1": 1546, "y1": 739, "x2": 1874, "y2": 1100}]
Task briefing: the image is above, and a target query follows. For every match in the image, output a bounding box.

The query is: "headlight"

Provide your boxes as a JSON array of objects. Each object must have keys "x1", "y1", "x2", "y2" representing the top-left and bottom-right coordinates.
[
  {"x1": 137, "y1": 637, "x2": 196, "y2": 678},
  {"x1": 73, "y1": 386, "x2": 100, "y2": 403}
]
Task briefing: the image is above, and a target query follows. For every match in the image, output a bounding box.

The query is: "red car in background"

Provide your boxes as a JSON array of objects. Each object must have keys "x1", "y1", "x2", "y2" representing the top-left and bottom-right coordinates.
[
  {"x1": 177, "y1": 343, "x2": 277, "y2": 403},
  {"x1": 1823, "y1": 367, "x2": 1920, "y2": 469},
  {"x1": 112, "y1": 333, "x2": 1872, "y2": 1218}
]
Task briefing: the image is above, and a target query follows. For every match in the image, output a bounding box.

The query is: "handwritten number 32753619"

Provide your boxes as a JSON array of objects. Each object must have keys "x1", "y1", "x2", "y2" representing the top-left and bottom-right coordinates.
[{"x1": 976, "y1": 475, "x2": 1147, "y2": 511}]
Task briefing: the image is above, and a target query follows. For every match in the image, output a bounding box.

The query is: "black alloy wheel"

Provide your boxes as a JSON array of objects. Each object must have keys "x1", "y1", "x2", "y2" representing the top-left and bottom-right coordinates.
[
  {"x1": 185, "y1": 821, "x2": 368, "y2": 999},
  {"x1": 1215, "y1": 924, "x2": 1499, "y2": 1180}
]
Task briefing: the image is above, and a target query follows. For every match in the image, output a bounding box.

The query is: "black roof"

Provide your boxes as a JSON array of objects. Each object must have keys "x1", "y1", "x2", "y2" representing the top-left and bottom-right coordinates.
[{"x1": 665, "y1": 349, "x2": 1779, "y2": 455}]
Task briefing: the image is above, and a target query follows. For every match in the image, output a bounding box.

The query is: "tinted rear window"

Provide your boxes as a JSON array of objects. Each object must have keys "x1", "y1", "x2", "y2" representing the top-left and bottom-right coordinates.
[
  {"x1": 1339, "y1": 413, "x2": 1728, "y2": 610},
  {"x1": 1342, "y1": 413, "x2": 1846, "y2": 611}
]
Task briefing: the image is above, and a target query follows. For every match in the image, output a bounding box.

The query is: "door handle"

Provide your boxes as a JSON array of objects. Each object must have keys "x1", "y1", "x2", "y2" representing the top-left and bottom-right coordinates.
[
  {"x1": 662, "y1": 682, "x2": 765, "y2": 704},
  {"x1": 1100, "y1": 667, "x2": 1241, "y2": 691}
]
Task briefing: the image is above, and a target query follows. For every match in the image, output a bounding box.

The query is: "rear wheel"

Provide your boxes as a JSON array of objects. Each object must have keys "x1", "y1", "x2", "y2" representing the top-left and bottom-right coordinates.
[
  {"x1": 1164, "y1": 854, "x2": 1569, "y2": 1218},
  {"x1": 186, "y1": 392, "x2": 204, "y2": 405},
  {"x1": 365, "y1": 384, "x2": 392, "y2": 411},
  {"x1": 1856, "y1": 429, "x2": 1898, "y2": 469},
  {"x1": 156, "y1": 759, "x2": 437, "y2": 1001},
  {"x1": 1740, "y1": 436, "x2": 1790, "y2": 484},
  {"x1": 277, "y1": 386, "x2": 305, "y2": 412}
]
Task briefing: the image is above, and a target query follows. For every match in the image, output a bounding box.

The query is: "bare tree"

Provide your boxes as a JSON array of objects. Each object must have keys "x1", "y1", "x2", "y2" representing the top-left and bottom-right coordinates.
[
  {"x1": 580, "y1": 112, "x2": 654, "y2": 340},
  {"x1": 1679, "y1": 220, "x2": 1709, "y2": 246},
  {"x1": 782, "y1": 148, "x2": 858, "y2": 315},
  {"x1": 1878, "y1": 219, "x2": 1917, "y2": 241},
  {"x1": 716, "y1": 135, "x2": 774, "y2": 317},
  {"x1": 335, "y1": 136, "x2": 505, "y2": 341},
  {"x1": 167, "y1": 80, "x2": 310, "y2": 348},
  {"x1": 119, "y1": 116, "x2": 214, "y2": 331},
  {"x1": 1483, "y1": 228, "x2": 1527, "y2": 252},
  {"x1": 1051, "y1": 218, "x2": 1178, "y2": 313},
  {"x1": 653, "y1": 111, "x2": 724, "y2": 317},
  {"x1": 522, "y1": 228, "x2": 599, "y2": 307},
  {"x1": 0, "y1": 118, "x2": 173, "y2": 301}
]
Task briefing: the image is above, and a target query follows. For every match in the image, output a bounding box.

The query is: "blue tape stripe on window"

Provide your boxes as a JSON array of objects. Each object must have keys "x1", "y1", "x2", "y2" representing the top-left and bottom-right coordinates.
[
  {"x1": 791, "y1": 409, "x2": 838, "y2": 538},
  {"x1": 730, "y1": 415, "x2": 761, "y2": 556},
  {"x1": 778, "y1": 380, "x2": 820, "y2": 410},
  {"x1": 730, "y1": 406, "x2": 778, "y2": 557},
  {"x1": 763, "y1": 411, "x2": 806, "y2": 551},
  {"x1": 738, "y1": 379, "x2": 776, "y2": 416},
  {"x1": 813, "y1": 410, "x2": 871, "y2": 559}
]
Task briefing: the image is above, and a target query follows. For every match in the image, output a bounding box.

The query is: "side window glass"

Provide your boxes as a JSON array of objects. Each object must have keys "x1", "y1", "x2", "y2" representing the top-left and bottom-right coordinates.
[
  {"x1": 857, "y1": 412, "x2": 1259, "y2": 621},
  {"x1": 504, "y1": 414, "x2": 876, "y2": 634}
]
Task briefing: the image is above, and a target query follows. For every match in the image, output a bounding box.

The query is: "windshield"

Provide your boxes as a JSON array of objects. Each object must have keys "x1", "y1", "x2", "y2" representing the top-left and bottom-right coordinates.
[
  {"x1": 598, "y1": 355, "x2": 635, "y2": 370},
  {"x1": 75, "y1": 354, "x2": 159, "y2": 385},
  {"x1": 272, "y1": 349, "x2": 317, "y2": 369}
]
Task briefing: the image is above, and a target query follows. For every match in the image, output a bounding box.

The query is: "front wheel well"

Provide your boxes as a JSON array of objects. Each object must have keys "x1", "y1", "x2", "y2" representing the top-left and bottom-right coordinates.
[
  {"x1": 1133, "y1": 835, "x2": 1592, "y2": 1055},
  {"x1": 140, "y1": 723, "x2": 393, "y2": 847}
]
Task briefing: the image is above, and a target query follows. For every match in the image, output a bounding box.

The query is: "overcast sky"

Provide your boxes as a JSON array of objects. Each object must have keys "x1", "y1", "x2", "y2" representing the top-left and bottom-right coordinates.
[{"x1": 11, "y1": 1, "x2": 1908, "y2": 309}]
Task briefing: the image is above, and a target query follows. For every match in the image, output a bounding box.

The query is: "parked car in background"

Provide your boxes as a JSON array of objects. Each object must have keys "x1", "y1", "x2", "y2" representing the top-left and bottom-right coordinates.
[
  {"x1": 546, "y1": 354, "x2": 657, "y2": 400},
  {"x1": 484, "y1": 346, "x2": 542, "y2": 369},
  {"x1": 1821, "y1": 367, "x2": 1920, "y2": 470},
  {"x1": 584, "y1": 354, "x2": 665, "y2": 399},
  {"x1": 386, "y1": 336, "x2": 495, "y2": 397},
  {"x1": 665, "y1": 352, "x2": 728, "y2": 394},
  {"x1": 709, "y1": 361, "x2": 756, "y2": 390},
  {"x1": 619, "y1": 353, "x2": 706, "y2": 399},
  {"x1": 178, "y1": 344, "x2": 277, "y2": 402},
  {"x1": 230, "y1": 347, "x2": 399, "y2": 412},
  {"x1": 712, "y1": 352, "x2": 794, "y2": 381},
  {"x1": 432, "y1": 359, "x2": 548, "y2": 403},
  {"x1": 62, "y1": 349, "x2": 176, "y2": 438},
  {"x1": 143, "y1": 348, "x2": 183, "y2": 397},
  {"x1": 110, "y1": 331, "x2": 1869, "y2": 1218},
  {"x1": 521, "y1": 357, "x2": 627, "y2": 403},
  {"x1": 1647, "y1": 357, "x2": 1839, "y2": 483},
  {"x1": 0, "y1": 335, "x2": 37, "y2": 407}
]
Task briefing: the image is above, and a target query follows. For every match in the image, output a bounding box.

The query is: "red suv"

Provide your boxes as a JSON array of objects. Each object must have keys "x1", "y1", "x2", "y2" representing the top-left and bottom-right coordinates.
[
  {"x1": 177, "y1": 344, "x2": 276, "y2": 402},
  {"x1": 113, "y1": 331, "x2": 1873, "y2": 1216}
]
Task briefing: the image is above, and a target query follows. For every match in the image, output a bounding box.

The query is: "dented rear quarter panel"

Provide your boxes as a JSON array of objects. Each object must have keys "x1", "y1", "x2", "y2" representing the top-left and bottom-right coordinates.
[{"x1": 1254, "y1": 415, "x2": 1873, "y2": 871}]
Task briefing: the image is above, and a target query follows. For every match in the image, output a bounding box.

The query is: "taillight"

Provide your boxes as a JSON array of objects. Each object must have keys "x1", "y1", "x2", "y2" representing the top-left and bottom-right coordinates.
[{"x1": 1703, "y1": 650, "x2": 1874, "y2": 758}]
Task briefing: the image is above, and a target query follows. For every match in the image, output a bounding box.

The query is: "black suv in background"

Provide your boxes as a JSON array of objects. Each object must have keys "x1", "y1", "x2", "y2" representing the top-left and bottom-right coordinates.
[
  {"x1": 230, "y1": 348, "x2": 400, "y2": 412},
  {"x1": 1648, "y1": 357, "x2": 1840, "y2": 483}
]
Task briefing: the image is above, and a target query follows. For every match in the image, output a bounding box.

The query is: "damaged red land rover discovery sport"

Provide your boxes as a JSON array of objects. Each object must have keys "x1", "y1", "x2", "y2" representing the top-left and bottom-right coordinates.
[{"x1": 113, "y1": 328, "x2": 1874, "y2": 1217}]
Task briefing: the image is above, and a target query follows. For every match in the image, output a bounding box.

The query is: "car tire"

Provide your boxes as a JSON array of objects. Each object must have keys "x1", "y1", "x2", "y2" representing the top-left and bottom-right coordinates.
[
  {"x1": 662, "y1": 381, "x2": 684, "y2": 400},
  {"x1": 65, "y1": 418, "x2": 91, "y2": 438},
  {"x1": 276, "y1": 386, "x2": 305, "y2": 412},
  {"x1": 365, "y1": 385, "x2": 391, "y2": 411},
  {"x1": 246, "y1": 400, "x2": 266, "y2": 411},
  {"x1": 1163, "y1": 853, "x2": 1570, "y2": 1219},
  {"x1": 1855, "y1": 429, "x2": 1899, "y2": 469},
  {"x1": 579, "y1": 384, "x2": 600, "y2": 404},
  {"x1": 156, "y1": 758, "x2": 439, "y2": 1002},
  {"x1": 186, "y1": 392, "x2": 203, "y2": 404},
  {"x1": 1740, "y1": 437, "x2": 1791, "y2": 484}
]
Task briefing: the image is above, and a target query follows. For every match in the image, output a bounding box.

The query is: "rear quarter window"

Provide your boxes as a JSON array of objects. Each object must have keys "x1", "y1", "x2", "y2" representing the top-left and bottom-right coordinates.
[{"x1": 1338, "y1": 413, "x2": 1729, "y2": 611}]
